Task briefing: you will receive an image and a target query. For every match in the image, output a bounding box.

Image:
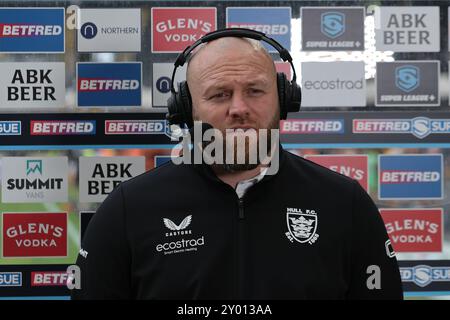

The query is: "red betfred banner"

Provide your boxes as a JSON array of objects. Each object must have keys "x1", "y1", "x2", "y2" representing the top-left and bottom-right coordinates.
[
  {"x1": 2, "y1": 212, "x2": 67, "y2": 257},
  {"x1": 151, "y1": 7, "x2": 217, "y2": 52},
  {"x1": 304, "y1": 154, "x2": 369, "y2": 192},
  {"x1": 380, "y1": 208, "x2": 443, "y2": 253}
]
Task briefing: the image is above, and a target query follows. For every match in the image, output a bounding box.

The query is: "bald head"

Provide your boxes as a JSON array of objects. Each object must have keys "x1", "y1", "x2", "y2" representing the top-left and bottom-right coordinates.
[{"x1": 186, "y1": 37, "x2": 276, "y2": 89}]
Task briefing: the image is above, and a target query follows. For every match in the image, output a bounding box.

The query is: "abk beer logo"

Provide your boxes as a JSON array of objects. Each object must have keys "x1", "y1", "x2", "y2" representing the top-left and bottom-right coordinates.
[
  {"x1": 2, "y1": 212, "x2": 68, "y2": 258},
  {"x1": 0, "y1": 63, "x2": 65, "y2": 109},
  {"x1": 353, "y1": 117, "x2": 450, "y2": 139},
  {"x1": 1, "y1": 157, "x2": 68, "y2": 203},
  {"x1": 380, "y1": 209, "x2": 443, "y2": 253},
  {"x1": 0, "y1": 272, "x2": 22, "y2": 287},
  {"x1": 0, "y1": 8, "x2": 64, "y2": 53},
  {"x1": 301, "y1": 7, "x2": 364, "y2": 51},
  {"x1": 399, "y1": 260, "x2": 450, "y2": 291},
  {"x1": 31, "y1": 271, "x2": 70, "y2": 286},
  {"x1": 79, "y1": 156, "x2": 146, "y2": 202},
  {"x1": 30, "y1": 120, "x2": 96, "y2": 135},
  {"x1": 152, "y1": 63, "x2": 186, "y2": 107},
  {"x1": 280, "y1": 119, "x2": 344, "y2": 134},
  {"x1": 0, "y1": 121, "x2": 21, "y2": 135},
  {"x1": 304, "y1": 154, "x2": 368, "y2": 191},
  {"x1": 151, "y1": 7, "x2": 216, "y2": 52},
  {"x1": 226, "y1": 7, "x2": 291, "y2": 52},
  {"x1": 375, "y1": 6, "x2": 440, "y2": 52},
  {"x1": 301, "y1": 62, "x2": 366, "y2": 107},
  {"x1": 376, "y1": 61, "x2": 439, "y2": 107},
  {"x1": 77, "y1": 62, "x2": 142, "y2": 107},
  {"x1": 378, "y1": 154, "x2": 443, "y2": 200},
  {"x1": 78, "y1": 9, "x2": 141, "y2": 52}
]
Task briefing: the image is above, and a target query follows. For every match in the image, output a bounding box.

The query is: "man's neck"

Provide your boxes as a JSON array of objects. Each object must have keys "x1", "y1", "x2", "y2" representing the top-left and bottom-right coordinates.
[{"x1": 212, "y1": 165, "x2": 264, "y2": 189}]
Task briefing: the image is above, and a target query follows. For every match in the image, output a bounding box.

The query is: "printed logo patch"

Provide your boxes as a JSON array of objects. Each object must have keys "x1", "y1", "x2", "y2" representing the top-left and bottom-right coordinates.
[{"x1": 285, "y1": 208, "x2": 319, "y2": 245}]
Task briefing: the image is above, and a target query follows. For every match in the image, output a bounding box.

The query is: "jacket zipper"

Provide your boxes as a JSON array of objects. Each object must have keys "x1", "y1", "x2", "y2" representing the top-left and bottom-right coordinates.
[{"x1": 236, "y1": 197, "x2": 245, "y2": 299}]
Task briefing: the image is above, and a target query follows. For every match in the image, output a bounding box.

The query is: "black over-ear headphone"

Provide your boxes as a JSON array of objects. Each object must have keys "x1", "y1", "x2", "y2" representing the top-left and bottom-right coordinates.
[{"x1": 166, "y1": 28, "x2": 301, "y2": 128}]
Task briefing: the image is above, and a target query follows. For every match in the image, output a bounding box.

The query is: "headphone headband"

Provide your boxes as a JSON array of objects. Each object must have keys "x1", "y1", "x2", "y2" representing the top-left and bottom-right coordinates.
[{"x1": 170, "y1": 28, "x2": 297, "y2": 94}]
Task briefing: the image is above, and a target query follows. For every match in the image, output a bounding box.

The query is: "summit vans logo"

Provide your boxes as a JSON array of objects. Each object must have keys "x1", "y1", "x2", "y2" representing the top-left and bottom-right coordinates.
[
  {"x1": 285, "y1": 208, "x2": 319, "y2": 245},
  {"x1": 157, "y1": 215, "x2": 205, "y2": 255},
  {"x1": 1, "y1": 157, "x2": 68, "y2": 203}
]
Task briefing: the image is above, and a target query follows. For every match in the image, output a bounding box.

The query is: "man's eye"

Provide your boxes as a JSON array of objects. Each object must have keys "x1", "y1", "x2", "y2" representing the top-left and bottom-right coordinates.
[
  {"x1": 210, "y1": 92, "x2": 229, "y2": 100},
  {"x1": 248, "y1": 88, "x2": 264, "y2": 95}
]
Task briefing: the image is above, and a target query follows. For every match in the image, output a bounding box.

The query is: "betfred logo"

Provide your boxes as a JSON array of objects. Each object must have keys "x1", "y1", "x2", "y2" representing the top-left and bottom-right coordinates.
[
  {"x1": 151, "y1": 7, "x2": 217, "y2": 52},
  {"x1": 226, "y1": 7, "x2": 291, "y2": 52},
  {"x1": 378, "y1": 154, "x2": 443, "y2": 200},
  {"x1": 304, "y1": 154, "x2": 368, "y2": 191},
  {"x1": 30, "y1": 120, "x2": 96, "y2": 135},
  {"x1": 79, "y1": 156, "x2": 146, "y2": 202},
  {"x1": 280, "y1": 119, "x2": 344, "y2": 134},
  {"x1": 2, "y1": 212, "x2": 67, "y2": 258},
  {"x1": 0, "y1": 8, "x2": 64, "y2": 53},
  {"x1": 380, "y1": 209, "x2": 443, "y2": 253},
  {"x1": 77, "y1": 62, "x2": 142, "y2": 107},
  {"x1": 31, "y1": 271, "x2": 69, "y2": 286},
  {"x1": 105, "y1": 120, "x2": 171, "y2": 137}
]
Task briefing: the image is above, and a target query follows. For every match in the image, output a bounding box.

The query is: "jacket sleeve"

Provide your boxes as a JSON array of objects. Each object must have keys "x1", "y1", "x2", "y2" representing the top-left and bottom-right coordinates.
[
  {"x1": 346, "y1": 180, "x2": 403, "y2": 300},
  {"x1": 71, "y1": 185, "x2": 131, "y2": 299}
]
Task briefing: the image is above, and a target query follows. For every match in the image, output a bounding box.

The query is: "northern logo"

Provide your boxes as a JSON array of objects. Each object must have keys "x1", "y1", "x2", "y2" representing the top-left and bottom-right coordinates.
[{"x1": 285, "y1": 208, "x2": 319, "y2": 245}]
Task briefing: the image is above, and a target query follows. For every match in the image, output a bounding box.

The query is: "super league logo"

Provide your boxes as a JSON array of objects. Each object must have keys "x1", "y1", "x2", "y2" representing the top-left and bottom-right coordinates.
[
  {"x1": 321, "y1": 12, "x2": 345, "y2": 38},
  {"x1": 395, "y1": 65, "x2": 420, "y2": 93}
]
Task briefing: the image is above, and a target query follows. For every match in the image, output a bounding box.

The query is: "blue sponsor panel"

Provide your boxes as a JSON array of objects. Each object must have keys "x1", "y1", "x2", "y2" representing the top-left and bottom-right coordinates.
[
  {"x1": 154, "y1": 155, "x2": 172, "y2": 167},
  {"x1": 0, "y1": 121, "x2": 21, "y2": 135},
  {"x1": 399, "y1": 260, "x2": 450, "y2": 294},
  {"x1": 77, "y1": 62, "x2": 142, "y2": 107},
  {"x1": 0, "y1": 272, "x2": 22, "y2": 287},
  {"x1": 226, "y1": 7, "x2": 291, "y2": 52},
  {"x1": 378, "y1": 154, "x2": 443, "y2": 200},
  {"x1": 0, "y1": 8, "x2": 64, "y2": 52}
]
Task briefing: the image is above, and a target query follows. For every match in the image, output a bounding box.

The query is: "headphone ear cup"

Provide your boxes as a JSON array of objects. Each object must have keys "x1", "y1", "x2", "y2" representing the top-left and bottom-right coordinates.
[
  {"x1": 179, "y1": 82, "x2": 194, "y2": 128},
  {"x1": 277, "y1": 72, "x2": 288, "y2": 120}
]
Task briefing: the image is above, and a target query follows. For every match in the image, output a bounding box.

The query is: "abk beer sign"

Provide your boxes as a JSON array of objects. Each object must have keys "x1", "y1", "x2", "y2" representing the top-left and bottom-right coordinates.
[
  {"x1": 0, "y1": 62, "x2": 65, "y2": 109},
  {"x1": 2, "y1": 212, "x2": 68, "y2": 258},
  {"x1": 151, "y1": 7, "x2": 216, "y2": 52},
  {"x1": 79, "y1": 156, "x2": 146, "y2": 202},
  {"x1": 380, "y1": 208, "x2": 443, "y2": 253}
]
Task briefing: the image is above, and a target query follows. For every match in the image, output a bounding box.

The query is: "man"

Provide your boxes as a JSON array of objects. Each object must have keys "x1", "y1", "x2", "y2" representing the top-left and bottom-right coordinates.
[{"x1": 72, "y1": 31, "x2": 403, "y2": 299}]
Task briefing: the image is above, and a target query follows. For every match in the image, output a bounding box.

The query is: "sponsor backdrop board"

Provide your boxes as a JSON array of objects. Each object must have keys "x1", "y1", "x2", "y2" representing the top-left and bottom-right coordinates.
[{"x1": 0, "y1": 0, "x2": 450, "y2": 301}]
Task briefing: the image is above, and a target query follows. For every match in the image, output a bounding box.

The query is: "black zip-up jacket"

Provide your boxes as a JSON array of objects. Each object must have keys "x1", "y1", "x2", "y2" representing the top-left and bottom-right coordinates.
[{"x1": 72, "y1": 148, "x2": 403, "y2": 299}]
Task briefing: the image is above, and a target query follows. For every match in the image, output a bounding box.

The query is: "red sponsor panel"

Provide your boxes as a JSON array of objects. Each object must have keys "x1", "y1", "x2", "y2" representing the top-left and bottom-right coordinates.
[
  {"x1": 31, "y1": 271, "x2": 69, "y2": 286},
  {"x1": 304, "y1": 155, "x2": 369, "y2": 192},
  {"x1": 151, "y1": 7, "x2": 217, "y2": 52},
  {"x1": 275, "y1": 62, "x2": 291, "y2": 80},
  {"x1": 380, "y1": 209, "x2": 443, "y2": 253},
  {"x1": 2, "y1": 212, "x2": 67, "y2": 258}
]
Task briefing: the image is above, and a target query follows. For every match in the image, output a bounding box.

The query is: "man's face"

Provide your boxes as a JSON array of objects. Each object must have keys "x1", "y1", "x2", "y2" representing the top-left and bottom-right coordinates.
[{"x1": 187, "y1": 38, "x2": 280, "y2": 171}]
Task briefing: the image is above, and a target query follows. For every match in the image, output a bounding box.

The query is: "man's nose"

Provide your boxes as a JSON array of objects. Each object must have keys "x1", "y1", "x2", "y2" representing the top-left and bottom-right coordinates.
[{"x1": 228, "y1": 92, "x2": 250, "y2": 119}]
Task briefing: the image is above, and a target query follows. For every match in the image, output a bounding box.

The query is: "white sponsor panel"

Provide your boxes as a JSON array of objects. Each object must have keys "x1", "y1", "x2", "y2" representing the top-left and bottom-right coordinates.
[
  {"x1": 77, "y1": 8, "x2": 141, "y2": 52},
  {"x1": 301, "y1": 62, "x2": 366, "y2": 107},
  {"x1": 1, "y1": 157, "x2": 68, "y2": 203},
  {"x1": 79, "y1": 156, "x2": 146, "y2": 202},
  {"x1": 152, "y1": 63, "x2": 186, "y2": 107},
  {"x1": 0, "y1": 62, "x2": 65, "y2": 109},
  {"x1": 375, "y1": 6, "x2": 440, "y2": 52}
]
